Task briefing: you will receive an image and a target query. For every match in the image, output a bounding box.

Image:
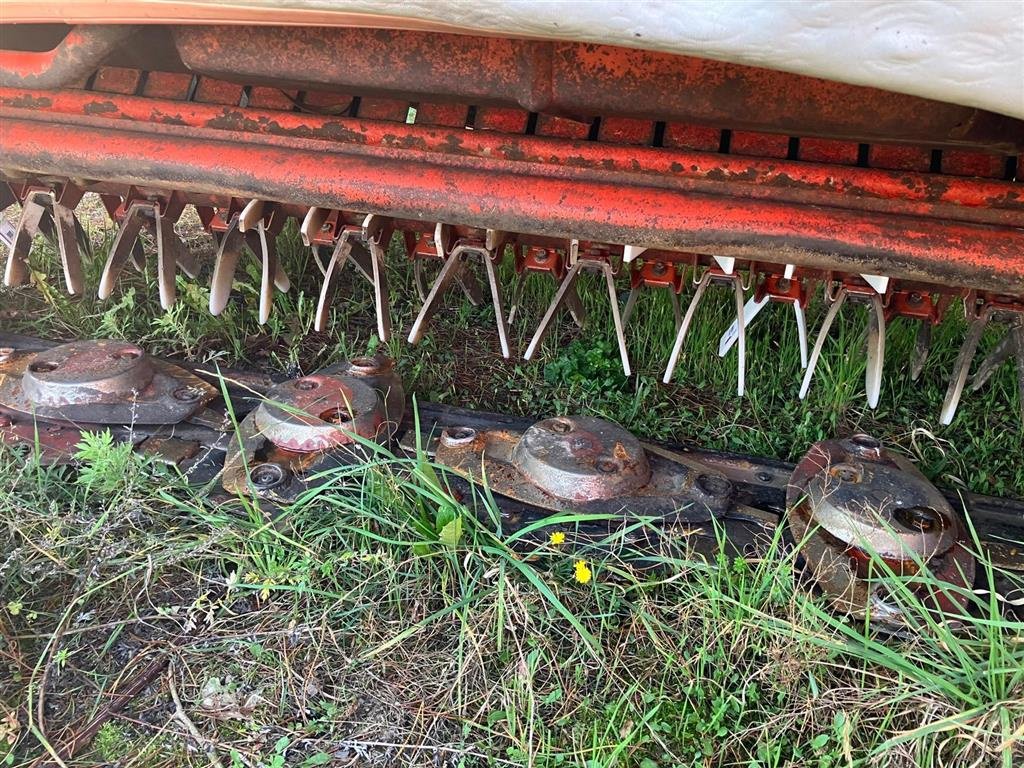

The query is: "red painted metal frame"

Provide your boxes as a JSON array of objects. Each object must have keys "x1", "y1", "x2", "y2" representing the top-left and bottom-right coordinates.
[
  {"x1": 171, "y1": 24, "x2": 1024, "y2": 152},
  {"x1": 0, "y1": 26, "x2": 138, "y2": 87},
  {"x1": 1, "y1": 85, "x2": 1023, "y2": 295}
]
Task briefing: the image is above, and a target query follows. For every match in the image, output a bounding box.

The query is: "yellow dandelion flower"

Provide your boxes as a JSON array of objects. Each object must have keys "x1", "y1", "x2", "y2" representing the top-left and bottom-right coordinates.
[
  {"x1": 549, "y1": 531, "x2": 566, "y2": 546},
  {"x1": 573, "y1": 560, "x2": 592, "y2": 584}
]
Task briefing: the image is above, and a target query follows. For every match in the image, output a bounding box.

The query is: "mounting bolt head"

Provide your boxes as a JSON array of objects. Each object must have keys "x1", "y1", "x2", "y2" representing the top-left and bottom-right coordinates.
[
  {"x1": 441, "y1": 426, "x2": 477, "y2": 447},
  {"x1": 0, "y1": 347, "x2": 14, "y2": 363},
  {"x1": 250, "y1": 462, "x2": 286, "y2": 489},
  {"x1": 172, "y1": 386, "x2": 202, "y2": 402}
]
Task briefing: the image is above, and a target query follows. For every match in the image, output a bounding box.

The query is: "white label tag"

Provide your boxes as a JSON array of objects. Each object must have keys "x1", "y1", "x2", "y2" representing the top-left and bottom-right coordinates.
[
  {"x1": 718, "y1": 294, "x2": 769, "y2": 357},
  {"x1": 0, "y1": 220, "x2": 15, "y2": 249}
]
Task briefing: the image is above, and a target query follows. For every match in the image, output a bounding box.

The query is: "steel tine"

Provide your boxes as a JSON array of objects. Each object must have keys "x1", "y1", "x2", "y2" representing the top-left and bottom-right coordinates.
[
  {"x1": 910, "y1": 320, "x2": 932, "y2": 382},
  {"x1": 662, "y1": 270, "x2": 712, "y2": 384},
  {"x1": 174, "y1": 240, "x2": 200, "y2": 280},
  {"x1": 506, "y1": 269, "x2": 528, "y2": 325},
  {"x1": 209, "y1": 221, "x2": 247, "y2": 315},
  {"x1": 36, "y1": 206, "x2": 57, "y2": 244},
  {"x1": 314, "y1": 233, "x2": 354, "y2": 332},
  {"x1": 798, "y1": 287, "x2": 848, "y2": 400},
  {"x1": 50, "y1": 195, "x2": 85, "y2": 295},
  {"x1": 413, "y1": 259, "x2": 430, "y2": 302},
  {"x1": 4, "y1": 196, "x2": 48, "y2": 287},
  {"x1": 601, "y1": 260, "x2": 632, "y2": 376},
  {"x1": 1012, "y1": 326, "x2": 1024, "y2": 428},
  {"x1": 621, "y1": 283, "x2": 642, "y2": 327},
  {"x1": 565, "y1": 281, "x2": 587, "y2": 327},
  {"x1": 98, "y1": 203, "x2": 148, "y2": 300},
  {"x1": 731, "y1": 274, "x2": 746, "y2": 396},
  {"x1": 255, "y1": 221, "x2": 278, "y2": 325},
  {"x1": 670, "y1": 289, "x2": 682, "y2": 332},
  {"x1": 794, "y1": 302, "x2": 809, "y2": 370},
  {"x1": 362, "y1": 214, "x2": 393, "y2": 341},
  {"x1": 969, "y1": 328, "x2": 1015, "y2": 392},
  {"x1": 129, "y1": 238, "x2": 146, "y2": 271},
  {"x1": 348, "y1": 241, "x2": 376, "y2": 284},
  {"x1": 242, "y1": 224, "x2": 289, "y2": 292},
  {"x1": 482, "y1": 252, "x2": 512, "y2": 358},
  {"x1": 865, "y1": 292, "x2": 886, "y2": 409},
  {"x1": 457, "y1": 268, "x2": 484, "y2": 306},
  {"x1": 368, "y1": 238, "x2": 392, "y2": 341},
  {"x1": 524, "y1": 260, "x2": 585, "y2": 361},
  {"x1": 408, "y1": 246, "x2": 468, "y2": 345},
  {"x1": 939, "y1": 308, "x2": 991, "y2": 425},
  {"x1": 300, "y1": 206, "x2": 329, "y2": 247},
  {"x1": 153, "y1": 204, "x2": 178, "y2": 310}
]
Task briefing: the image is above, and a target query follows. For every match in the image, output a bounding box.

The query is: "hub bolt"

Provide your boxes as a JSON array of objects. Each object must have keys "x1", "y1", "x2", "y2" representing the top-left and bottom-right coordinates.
[
  {"x1": 441, "y1": 426, "x2": 477, "y2": 447},
  {"x1": 895, "y1": 505, "x2": 943, "y2": 533},
  {"x1": 596, "y1": 457, "x2": 620, "y2": 474},
  {"x1": 830, "y1": 462, "x2": 863, "y2": 483},
  {"x1": 250, "y1": 462, "x2": 286, "y2": 489},
  {"x1": 172, "y1": 386, "x2": 202, "y2": 402},
  {"x1": 294, "y1": 378, "x2": 319, "y2": 391}
]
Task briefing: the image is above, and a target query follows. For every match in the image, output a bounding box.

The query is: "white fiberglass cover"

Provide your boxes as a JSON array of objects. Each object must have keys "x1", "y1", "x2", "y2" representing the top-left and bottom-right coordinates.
[{"x1": 188, "y1": 0, "x2": 1024, "y2": 119}]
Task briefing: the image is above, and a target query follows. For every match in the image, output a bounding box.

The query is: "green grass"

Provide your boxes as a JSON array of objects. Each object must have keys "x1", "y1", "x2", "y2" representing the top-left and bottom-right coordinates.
[{"x1": 0, "y1": 203, "x2": 1022, "y2": 766}]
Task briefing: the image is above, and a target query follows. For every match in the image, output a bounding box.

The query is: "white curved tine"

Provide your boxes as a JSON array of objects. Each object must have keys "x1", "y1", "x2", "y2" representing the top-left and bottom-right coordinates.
[
  {"x1": 798, "y1": 286, "x2": 848, "y2": 400},
  {"x1": 662, "y1": 270, "x2": 712, "y2": 384},
  {"x1": 670, "y1": 289, "x2": 682, "y2": 332},
  {"x1": 865, "y1": 292, "x2": 886, "y2": 409},
  {"x1": 969, "y1": 323, "x2": 1022, "y2": 393},
  {"x1": 413, "y1": 259, "x2": 430, "y2": 302},
  {"x1": 300, "y1": 206, "x2": 329, "y2": 247},
  {"x1": 50, "y1": 193, "x2": 85, "y2": 295},
  {"x1": 255, "y1": 220, "x2": 277, "y2": 325},
  {"x1": 347, "y1": 241, "x2": 375, "y2": 283},
  {"x1": 524, "y1": 260, "x2": 585, "y2": 361},
  {"x1": 368, "y1": 241, "x2": 391, "y2": 342},
  {"x1": 153, "y1": 204, "x2": 178, "y2": 310},
  {"x1": 482, "y1": 250, "x2": 512, "y2": 359},
  {"x1": 456, "y1": 267, "x2": 484, "y2": 306},
  {"x1": 600, "y1": 259, "x2": 631, "y2": 376},
  {"x1": 939, "y1": 307, "x2": 991, "y2": 425},
  {"x1": 3, "y1": 195, "x2": 48, "y2": 287},
  {"x1": 565, "y1": 282, "x2": 586, "y2": 327},
  {"x1": 209, "y1": 215, "x2": 246, "y2": 315},
  {"x1": 793, "y1": 301, "x2": 809, "y2": 370},
  {"x1": 506, "y1": 269, "x2": 527, "y2": 325},
  {"x1": 621, "y1": 283, "x2": 641, "y2": 327},
  {"x1": 98, "y1": 202, "x2": 149, "y2": 300},
  {"x1": 910, "y1": 320, "x2": 931, "y2": 382},
  {"x1": 1013, "y1": 326, "x2": 1024, "y2": 428},
  {"x1": 314, "y1": 230, "x2": 355, "y2": 332},
  {"x1": 731, "y1": 274, "x2": 746, "y2": 397},
  {"x1": 238, "y1": 199, "x2": 265, "y2": 232},
  {"x1": 408, "y1": 244, "x2": 467, "y2": 345},
  {"x1": 172, "y1": 237, "x2": 200, "y2": 280},
  {"x1": 237, "y1": 231, "x2": 289, "y2": 292},
  {"x1": 362, "y1": 214, "x2": 393, "y2": 342}
]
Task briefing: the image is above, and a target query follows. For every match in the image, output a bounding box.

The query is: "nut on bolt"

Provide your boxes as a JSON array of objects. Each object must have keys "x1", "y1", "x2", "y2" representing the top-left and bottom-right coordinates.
[
  {"x1": 172, "y1": 386, "x2": 202, "y2": 402},
  {"x1": 250, "y1": 462, "x2": 287, "y2": 489},
  {"x1": 441, "y1": 426, "x2": 477, "y2": 447}
]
